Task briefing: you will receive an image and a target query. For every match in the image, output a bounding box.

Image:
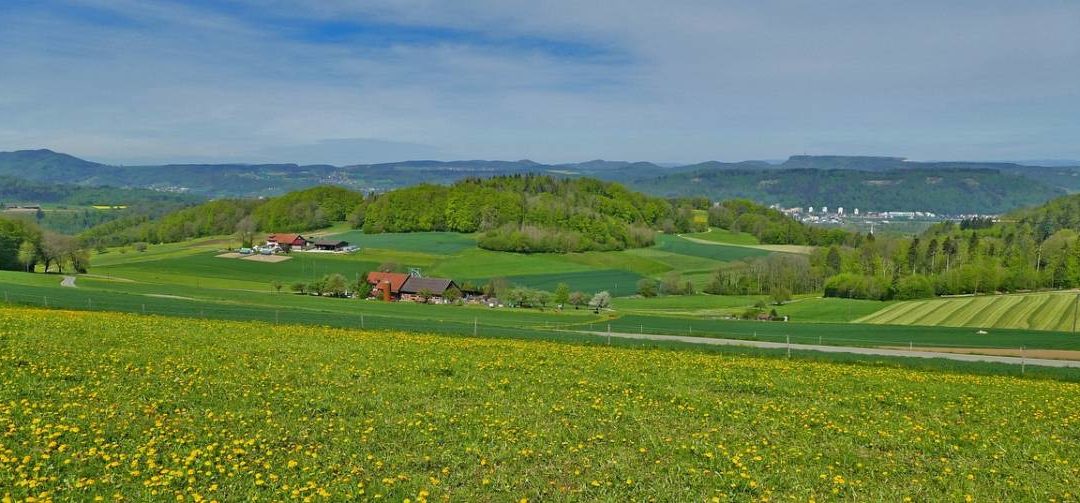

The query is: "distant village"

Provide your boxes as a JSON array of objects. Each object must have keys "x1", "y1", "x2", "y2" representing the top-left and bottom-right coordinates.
[{"x1": 774, "y1": 205, "x2": 997, "y2": 229}]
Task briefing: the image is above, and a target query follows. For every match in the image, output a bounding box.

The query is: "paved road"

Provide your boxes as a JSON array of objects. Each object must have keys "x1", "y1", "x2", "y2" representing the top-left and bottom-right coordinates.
[
  {"x1": 584, "y1": 331, "x2": 1080, "y2": 369},
  {"x1": 60, "y1": 276, "x2": 76, "y2": 288}
]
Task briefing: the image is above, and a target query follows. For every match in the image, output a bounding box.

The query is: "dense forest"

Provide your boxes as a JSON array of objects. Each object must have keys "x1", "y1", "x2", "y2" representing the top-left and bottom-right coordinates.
[
  {"x1": 354, "y1": 175, "x2": 696, "y2": 252},
  {"x1": 80, "y1": 186, "x2": 363, "y2": 247},
  {"x1": 808, "y1": 193, "x2": 1080, "y2": 300},
  {"x1": 635, "y1": 168, "x2": 1064, "y2": 214}
]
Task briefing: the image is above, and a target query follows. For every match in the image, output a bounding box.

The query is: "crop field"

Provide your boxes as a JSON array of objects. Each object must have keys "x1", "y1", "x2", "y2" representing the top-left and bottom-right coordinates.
[
  {"x1": 857, "y1": 292, "x2": 1080, "y2": 332},
  {"x1": 653, "y1": 234, "x2": 768, "y2": 262},
  {"x1": 1, "y1": 307, "x2": 1077, "y2": 501}
]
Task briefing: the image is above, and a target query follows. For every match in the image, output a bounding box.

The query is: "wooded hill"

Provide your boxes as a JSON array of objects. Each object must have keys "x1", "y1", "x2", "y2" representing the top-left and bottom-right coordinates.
[
  {"x1": 4, "y1": 149, "x2": 1077, "y2": 214},
  {"x1": 355, "y1": 175, "x2": 694, "y2": 252},
  {"x1": 79, "y1": 176, "x2": 695, "y2": 253}
]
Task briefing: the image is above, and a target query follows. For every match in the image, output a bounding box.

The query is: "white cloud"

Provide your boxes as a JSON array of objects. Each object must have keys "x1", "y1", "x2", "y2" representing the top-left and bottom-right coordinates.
[{"x1": 0, "y1": 0, "x2": 1077, "y2": 164}]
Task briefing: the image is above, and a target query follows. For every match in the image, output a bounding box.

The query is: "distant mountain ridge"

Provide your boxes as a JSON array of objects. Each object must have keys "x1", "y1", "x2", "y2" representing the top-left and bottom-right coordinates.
[{"x1": 2, "y1": 149, "x2": 1078, "y2": 214}]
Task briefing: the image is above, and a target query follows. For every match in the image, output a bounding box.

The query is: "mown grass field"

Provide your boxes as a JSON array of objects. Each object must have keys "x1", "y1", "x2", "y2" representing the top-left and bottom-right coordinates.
[
  {"x1": 1, "y1": 307, "x2": 1077, "y2": 501},
  {"x1": 857, "y1": 292, "x2": 1080, "y2": 332},
  {"x1": 683, "y1": 228, "x2": 761, "y2": 245}
]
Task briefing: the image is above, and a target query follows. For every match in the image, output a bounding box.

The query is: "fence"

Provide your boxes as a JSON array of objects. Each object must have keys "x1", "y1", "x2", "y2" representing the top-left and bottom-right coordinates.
[{"x1": 1, "y1": 286, "x2": 1073, "y2": 373}]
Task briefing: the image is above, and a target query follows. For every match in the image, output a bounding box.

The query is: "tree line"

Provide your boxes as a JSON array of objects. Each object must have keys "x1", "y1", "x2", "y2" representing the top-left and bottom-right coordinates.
[
  {"x1": 0, "y1": 216, "x2": 91, "y2": 274},
  {"x1": 809, "y1": 193, "x2": 1080, "y2": 300}
]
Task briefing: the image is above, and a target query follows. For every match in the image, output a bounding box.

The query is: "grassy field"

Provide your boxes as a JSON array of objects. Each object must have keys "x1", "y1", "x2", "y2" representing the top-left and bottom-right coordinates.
[
  {"x1": 683, "y1": 227, "x2": 761, "y2": 245},
  {"x1": 681, "y1": 229, "x2": 816, "y2": 255},
  {"x1": 324, "y1": 230, "x2": 477, "y2": 255},
  {"x1": 857, "y1": 292, "x2": 1080, "y2": 332},
  {"x1": 4, "y1": 266, "x2": 1079, "y2": 356},
  {"x1": 83, "y1": 230, "x2": 774, "y2": 297},
  {"x1": 1, "y1": 307, "x2": 1077, "y2": 501}
]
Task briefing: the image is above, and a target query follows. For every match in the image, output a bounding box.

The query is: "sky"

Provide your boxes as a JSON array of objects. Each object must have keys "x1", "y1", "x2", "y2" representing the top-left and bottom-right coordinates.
[{"x1": 0, "y1": 0, "x2": 1078, "y2": 165}]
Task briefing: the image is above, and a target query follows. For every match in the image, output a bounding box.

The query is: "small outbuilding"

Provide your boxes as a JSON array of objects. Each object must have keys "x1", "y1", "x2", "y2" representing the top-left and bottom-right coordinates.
[{"x1": 313, "y1": 239, "x2": 349, "y2": 251}]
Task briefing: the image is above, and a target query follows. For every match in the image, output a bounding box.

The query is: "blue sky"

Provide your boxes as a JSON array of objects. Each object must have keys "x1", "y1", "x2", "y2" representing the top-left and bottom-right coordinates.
[{"x1": 0, "y1": 0, "x2": 1078, "y2": 165}]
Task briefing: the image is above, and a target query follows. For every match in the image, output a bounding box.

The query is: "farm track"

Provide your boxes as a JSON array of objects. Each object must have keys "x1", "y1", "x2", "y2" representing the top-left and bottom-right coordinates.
[{"x1": 583, "y1": 330, "x2": 1080, "y2": 368}]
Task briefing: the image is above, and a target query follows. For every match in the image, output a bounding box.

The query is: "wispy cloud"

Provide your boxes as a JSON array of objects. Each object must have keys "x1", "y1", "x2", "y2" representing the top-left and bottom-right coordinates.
[{"x1": 0, "y1": 0, "x2": 1077, "y2": 164}]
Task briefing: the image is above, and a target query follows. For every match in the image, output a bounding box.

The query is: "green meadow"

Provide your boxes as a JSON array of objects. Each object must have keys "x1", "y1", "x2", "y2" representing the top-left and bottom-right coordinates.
[{"x1": 4, "y1": 228, "x2": 1080, "y2": 362}]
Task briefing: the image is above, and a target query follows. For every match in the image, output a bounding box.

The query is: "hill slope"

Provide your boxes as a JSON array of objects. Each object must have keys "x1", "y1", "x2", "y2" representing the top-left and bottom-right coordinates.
[{"x1": 4, "y1": 150, "x2": 1078, "y2": 211}]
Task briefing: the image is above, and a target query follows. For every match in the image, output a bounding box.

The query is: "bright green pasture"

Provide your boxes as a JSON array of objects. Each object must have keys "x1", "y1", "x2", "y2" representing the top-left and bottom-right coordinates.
[
  {"x1": 778, "y1": 297, "x2": 897, "y2": 323},
  {"x1": 857, "y1": 292, "x2": 1080, "y2": 332},
  {"x1": 605, "y1": 313, "x2": 1080, "y2": 351},
  {"x1": 325, "y1": 230, "x2": 477, "y2": 255},
  {"x1": 683, "y1": 228, "x2": 761, "y2": 245},
  {"x1": 96, "y1": 251, "x2": 381, "y2": 290},
  {"x1": 615, "y1": 294, "x2": 765, "y2": 316},
  {"x1": 653, "y1": 234, "x2": 768, "y2": 262}
]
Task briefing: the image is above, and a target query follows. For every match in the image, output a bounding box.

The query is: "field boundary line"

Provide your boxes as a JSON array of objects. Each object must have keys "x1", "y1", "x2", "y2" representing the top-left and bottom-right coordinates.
[{"x1": 579, "y1": 330, "x2": 1080, "y2": 368}]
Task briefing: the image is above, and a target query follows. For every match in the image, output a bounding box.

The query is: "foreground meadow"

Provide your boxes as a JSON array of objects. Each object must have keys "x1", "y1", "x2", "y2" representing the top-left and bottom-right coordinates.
[{"x1": 1, "y1": 308, "x2": 1078, "y2": 501}]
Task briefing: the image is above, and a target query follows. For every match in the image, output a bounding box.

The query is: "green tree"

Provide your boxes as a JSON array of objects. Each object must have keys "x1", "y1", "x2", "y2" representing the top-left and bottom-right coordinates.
[
  {"x1": 325, "y1": 273, "x2": 348, "y2": 297},
  {"x1": 636, "y1": 278, "x2": 658, "y2": 298},
  {"x1": 290, "y1": 281, "x2": 308, "y2": 294},
  {"x1": 553, "y1": 282, "x2": 570, "y2": 306},
  {"x1": 17, "y1": 240, "x2": 36, "y2": 273},
  {"x1": 770, "y1": 286, "x2": 792, "y2": 305}
]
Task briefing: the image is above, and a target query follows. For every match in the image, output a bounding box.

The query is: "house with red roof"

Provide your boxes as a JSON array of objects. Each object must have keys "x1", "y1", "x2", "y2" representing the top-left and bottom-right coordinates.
[
  {"x1": 266, "y1": 233, "x2": 309, "y2": 251},
  {"x1": 366, "y1": 271, "x2": 412, "y2": 301}
]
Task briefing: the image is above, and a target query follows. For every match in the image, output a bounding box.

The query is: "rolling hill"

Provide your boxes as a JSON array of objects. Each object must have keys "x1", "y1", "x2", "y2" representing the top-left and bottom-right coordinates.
[
  {"x1": 3, "y1": 149, "x2": 1078, "y2": 213},
  {"x1": 632, "y1": 167, "x2": 1066, "y2": 214}
]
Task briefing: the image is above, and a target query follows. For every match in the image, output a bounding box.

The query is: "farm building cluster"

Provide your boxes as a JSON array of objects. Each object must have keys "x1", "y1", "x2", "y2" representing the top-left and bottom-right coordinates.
[
  {"x1": 241, "y1": 233, "x2": 357, "y2": 255},
  {"x1": 366, "y1": 271, "x2": 464, "y2": 304}
]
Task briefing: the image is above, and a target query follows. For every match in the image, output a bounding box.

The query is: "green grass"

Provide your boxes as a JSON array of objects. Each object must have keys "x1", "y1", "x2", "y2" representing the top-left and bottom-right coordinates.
[
  {"x1": 2, "y1": 307, "x2": 1078, "y2": 500},
  {"x1": 653, "y1": 234, "x2": 768, "y2": 262},
  {"x1": 96, "y1": 251, "x2": 382, "y2": 290},
  {"x1": 498, "y1": 270, "x2": 643, "y2": 297},
  {"x1": 857, "y1": 292, "x2": 1080, "y2": 332},
  {"x1": 683, "y1": 228, "x2": 761, "y2": 245},
  {"x1": 324, "y1": 230, "x2": 477, "y2": 255},
  {"x1": 603, "y1": 313, "x2": 1080, "y2": 351},
  {"x1": 778, "y1": 297, "x2": 897, "y2": 323},
  {"x1": 615, "y1": 294, "x2": 766, "y2": 316}
]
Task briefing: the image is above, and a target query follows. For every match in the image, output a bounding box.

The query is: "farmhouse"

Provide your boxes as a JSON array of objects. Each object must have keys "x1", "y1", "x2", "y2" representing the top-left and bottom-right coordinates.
[
  {"x1": 266, "y1": 233, "x2": 309, "y2": 251},
  {"x1": 366, "y1": 271, "x2": 411, "y2": 300},
  {"x1": 313, "y1": 239, "x2": 349, "y2": 251},
  {"x1": 400, "y1": 277, "x2": 461, "y2": 304}
]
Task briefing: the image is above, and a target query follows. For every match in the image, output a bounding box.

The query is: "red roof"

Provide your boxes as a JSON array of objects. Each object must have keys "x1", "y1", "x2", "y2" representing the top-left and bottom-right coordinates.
[
  {"x1": 267, "y1": 233, "x2": 307, "y2": 244},
  {"x1": 366, "y1": 272, "x2": 411, "y2": 293}
]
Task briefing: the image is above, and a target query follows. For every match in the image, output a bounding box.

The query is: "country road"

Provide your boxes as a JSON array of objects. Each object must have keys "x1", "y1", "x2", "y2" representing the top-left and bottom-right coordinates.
[
  {"x1": 583, "y1": 330, "x2": 1080, "y2": 369},
  {"x1": 60, "y1": 276, "x2": 76, "y2": 288}
]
